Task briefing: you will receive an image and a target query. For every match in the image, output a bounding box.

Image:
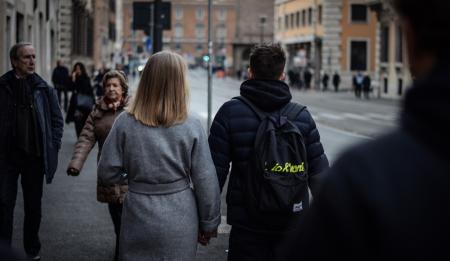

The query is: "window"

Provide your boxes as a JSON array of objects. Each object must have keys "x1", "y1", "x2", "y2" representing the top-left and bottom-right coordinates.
[
  {"x1": 108, "y1": 22, "x2": 116, "y2": 40},
  {"x1": 196, "y1": 44, "x2": 203, "y2": 51},
  {"x1": 396, "y1": 26, "x2": 403, "y2": 63},
  {"x1": 218, "y1": 8, "x2": 226, "y2": 21},
  {"x1": 175, "y1": 43, "x2": 181, "y2": 50},
  {"x1": 296, "y1": 12, "x2": 300, "y2": 27},
  {"x1": 109, "y1": 0, "x2": 115, "y2": 13},
  {"x1": 302, "y1": 10, "x2": 306, "y2": 26},
  {"x1": 285, "y1": 15, "x2": 289, "y2": 29},
  {"x1": 196, "y1": 7, "x2": 205, "y2": 20},
  {"x1": 175, "y1": 7, "x2": 183, "y2": 20},
  {"x1": 290, "y1": 13, "x2": 294, "y2": 28},
  {"x1": 278, "y1": 17, "x2": 282, "y2": 30},
  {"x1": 196, "y1": 24, "x2": 205, "y2": 38},
  {"x1": 16, "y1": 12, "x2": 24, "y2": 43},
  {"x1": 381, "y1": 26, "x2": 389, "y2": 63},
  {"x1": 175, "y1": 24, "x2": 183, "y2": 38},
  {"x1": 217, "y1": 25, "x2": 227, "y2": 39},
  {"x1": 350, "y1": 40, "x2": 368, "y2": 71},
  {"x1": 308, "y1": 8, "x2": 312, "y2": 25},
  {"x1": 351, "y1": 4, "x2": 368, "y2": 23},
  {"x1": 318, "y1": 5, "x2": 322, "y2": 24}
]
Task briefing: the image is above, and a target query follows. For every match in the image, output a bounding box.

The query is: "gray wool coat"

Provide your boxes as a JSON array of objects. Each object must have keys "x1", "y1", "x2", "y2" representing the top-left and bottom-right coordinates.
[{"x1": 98, "y1": 112, "x2": 221, "y2": 261}]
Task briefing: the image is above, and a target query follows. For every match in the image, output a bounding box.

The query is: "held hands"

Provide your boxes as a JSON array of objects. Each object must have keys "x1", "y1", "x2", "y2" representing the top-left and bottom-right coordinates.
[
  {"x1": 67, "y1": 167, "x2": 80, "y2": 176},
  {"x1": 198, "y1": 229, "x2": 218, "y2": 246}
]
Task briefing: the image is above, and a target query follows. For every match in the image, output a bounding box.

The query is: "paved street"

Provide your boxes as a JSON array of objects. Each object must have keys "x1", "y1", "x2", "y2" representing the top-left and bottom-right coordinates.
[{"x1": 10, "y1": 69, "x2": 401, "y2": 260}]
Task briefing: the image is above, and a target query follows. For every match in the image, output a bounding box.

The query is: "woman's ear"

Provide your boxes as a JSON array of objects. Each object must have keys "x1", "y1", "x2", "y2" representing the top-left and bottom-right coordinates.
[{"x1": 279, "y1": 72, "x2": 286, "y2": 81}]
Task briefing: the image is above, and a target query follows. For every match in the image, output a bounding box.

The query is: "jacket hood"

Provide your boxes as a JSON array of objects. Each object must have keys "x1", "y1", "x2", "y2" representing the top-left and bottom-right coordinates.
[
  {"x1": 401, "y1": 60, "x2": 450, "y2": 158},
  {"x1": 240, "y1": 79, "x2": 292, "y2": 112}
]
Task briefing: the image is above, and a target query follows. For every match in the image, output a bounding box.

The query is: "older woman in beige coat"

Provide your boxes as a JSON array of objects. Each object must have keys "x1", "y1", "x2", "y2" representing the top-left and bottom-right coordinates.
[{"x1": 67, "y1": 70, "x2": 130, "y2": 261}]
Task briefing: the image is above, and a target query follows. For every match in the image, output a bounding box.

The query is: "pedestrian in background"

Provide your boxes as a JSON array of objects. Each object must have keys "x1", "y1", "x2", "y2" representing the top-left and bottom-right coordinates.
[
  {"x1": 363, "y1": 74, "x2": 371, "y2": 99},
  {"x1": 280, "y1": 0, "x2": 450, "y2": 259},
  {"x1": 94, "y1": 66, "x2": 107, "y2": 98},
  {"x1": 98, "y1": 51, "x2": 221, "y2": 261},
  {"x1": 66, "y1": 62, "x2": 95, "y2": 137},
  {"x1": 0, "y1": 42, "x2": 64, "y2": 261},
  {"x1": 209, "y1": 43, "x2": 329, "y2": 261},
  {"x1": 322, "y1": 72, "x2": 329, "y2": 91},
  {"x1": 67, "y1": 70, "x2": 130, "y2": 261},
  {"x1": 304, "y1": 68, "x2": 312, "y2": 89},
  {"x1": 353, "y1": 71, "x2": 363, "y2": 98},
  {"x1": 51, "y1": 59, "x2": 70, "y2": 112},
  {"x1": 332, "y1": 71, "x2": 340, "y2": 92}
]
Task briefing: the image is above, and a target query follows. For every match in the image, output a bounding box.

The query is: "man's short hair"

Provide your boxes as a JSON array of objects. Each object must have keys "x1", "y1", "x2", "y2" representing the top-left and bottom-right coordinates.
[
  {"x1": 10, "y1": 42, "x2": 33, "y2": 61},
  {"x1": 249, "y1": 43, "x2": 286, "y2": 80},
  {"x1": 393, "y1": 0, "x2": 450, "y2": 56}
]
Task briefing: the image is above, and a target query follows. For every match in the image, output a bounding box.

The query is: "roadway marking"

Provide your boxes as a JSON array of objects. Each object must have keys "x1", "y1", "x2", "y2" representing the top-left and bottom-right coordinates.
[
  {"x1": 318, "y1": 112, "x2": 344, "y2": 120},
  {"x1": 343, "y1": 113, "x2": 370, "y2": 121}
]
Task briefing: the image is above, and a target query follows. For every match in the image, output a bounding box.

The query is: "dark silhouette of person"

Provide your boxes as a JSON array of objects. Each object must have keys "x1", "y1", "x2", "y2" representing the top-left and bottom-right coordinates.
[
  {"x1": 304, "y1": 69, "x2": 312, "y2": 89},
  {"x1": 278, "y1": 0, "x2": 450, "y2": 259},
  {"x1": 0, "y1": 42, "x2": 63, "y2": 261},
  {"x1": 51, "y1": 60, "x2": 70, "y2": 112},
  {"x1": 363, "y1": 74, "x2": 371, "y2": 99},
  {"x1": 353, "y1": 71, "x2": 363, "y2": 98},
  {"x1": 322, "y1": 73, "x2": 329, "y2": 91},
  {"x1": 332, "y1": 72, "x2": 340, "y2": 92}
]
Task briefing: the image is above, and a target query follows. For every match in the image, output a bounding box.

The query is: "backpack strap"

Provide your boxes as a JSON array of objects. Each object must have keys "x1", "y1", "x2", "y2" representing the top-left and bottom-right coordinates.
[
  {"x1": 233, "y1": 96, "x2": 267, "y2": 121},
  {"x1": 282, "y1": 102, "x2": 306, "y2": 121}
]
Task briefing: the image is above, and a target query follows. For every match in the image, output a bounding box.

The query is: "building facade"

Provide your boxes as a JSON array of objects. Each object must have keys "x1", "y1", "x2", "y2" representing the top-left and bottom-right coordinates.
[
  {"x1": 0, "y1": 0, "x2": 59, "y2": 80},
  {"x1": 232, "y1": 0, "x2": 275, "y2": 76},
  {"x1": 275, "y1": 0, "x2": 378, "y2": 90},
  {"x1": 369, "y1": 0, "x2": 410, "y2": 98},
  {"x1": 123, "y1": 0, "x2": 237, "y2": 72}
]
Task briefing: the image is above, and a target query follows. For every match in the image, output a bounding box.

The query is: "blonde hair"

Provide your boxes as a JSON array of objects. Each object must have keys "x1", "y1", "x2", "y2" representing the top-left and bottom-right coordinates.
[{"x1": 127, "y1": 51, "x2": 189, "y2": 127}]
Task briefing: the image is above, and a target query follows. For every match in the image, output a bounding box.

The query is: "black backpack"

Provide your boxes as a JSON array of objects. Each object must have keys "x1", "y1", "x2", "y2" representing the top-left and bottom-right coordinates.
[{"x1": 235, "y1": 96, "x2": 309, "y2": 217}]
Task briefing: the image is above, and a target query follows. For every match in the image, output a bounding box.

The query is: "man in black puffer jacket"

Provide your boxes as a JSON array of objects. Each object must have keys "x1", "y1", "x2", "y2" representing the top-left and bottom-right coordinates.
[{"x1": 209, "y1": 44, "x2": 329, "y2": 261}]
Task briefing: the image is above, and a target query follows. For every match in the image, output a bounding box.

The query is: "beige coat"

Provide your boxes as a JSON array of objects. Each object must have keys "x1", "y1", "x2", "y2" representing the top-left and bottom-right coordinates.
[{"x1": 68, "y1": 97, "x2": 130, "y2": 203}]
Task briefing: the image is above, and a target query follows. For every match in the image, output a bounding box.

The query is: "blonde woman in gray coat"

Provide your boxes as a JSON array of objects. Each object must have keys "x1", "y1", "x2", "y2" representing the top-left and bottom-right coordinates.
[{"x1": 98, "y1": 51, "x2": 221, "y2": 261}]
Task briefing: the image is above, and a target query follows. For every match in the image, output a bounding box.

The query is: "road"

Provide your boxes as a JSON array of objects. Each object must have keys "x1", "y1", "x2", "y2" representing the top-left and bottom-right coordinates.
[{"x1": 10, "y1": 69, "x2": 400, "y2": 260}]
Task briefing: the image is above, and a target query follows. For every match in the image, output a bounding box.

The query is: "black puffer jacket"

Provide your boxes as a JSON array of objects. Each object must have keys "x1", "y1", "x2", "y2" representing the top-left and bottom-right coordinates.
[{"x1": 209, "y1": 79, "x2": 329, "y2": 233}]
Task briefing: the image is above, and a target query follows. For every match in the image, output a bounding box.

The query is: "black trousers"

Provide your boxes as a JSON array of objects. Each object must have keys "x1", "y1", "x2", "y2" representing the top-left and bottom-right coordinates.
[
  {"x1": 0, "y1": 154, "x2": 44, "y2": 257},
  {"x1": 108, "y1": 202, "x2": 123, "y2": 261},
  {"x1": 55, "y1": 86, "x2": 69, "y2": 112},
  {"x1": 227, "y1": 226, "x2": 284, "y2": 261}
]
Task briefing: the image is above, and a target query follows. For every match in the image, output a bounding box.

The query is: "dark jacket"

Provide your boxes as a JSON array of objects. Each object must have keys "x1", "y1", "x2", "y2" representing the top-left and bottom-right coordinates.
[
  {"x1": 281, "y1": 61, "x2": 450, "y2": 260},
  {"x1": 68, "y1": 97, "x2": 130, "y2": 203},
  {"x1": 51, "y1": 65, "x2": 69, "y2": 88},
  {"x1": 66, "y1": 75, "x2": 94, "y2": 123},
  {"x1": 209, "y1": 79, "x2": 329, "y2": 233},
  {"x1": 0, "y1": 70, "x2": 64, "y2": 184}
]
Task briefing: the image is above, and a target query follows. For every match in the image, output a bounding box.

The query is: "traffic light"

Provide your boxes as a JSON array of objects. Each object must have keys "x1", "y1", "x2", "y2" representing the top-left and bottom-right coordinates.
[{"x1": 203, "y1": 55, "x2": 210, "y2": 62}]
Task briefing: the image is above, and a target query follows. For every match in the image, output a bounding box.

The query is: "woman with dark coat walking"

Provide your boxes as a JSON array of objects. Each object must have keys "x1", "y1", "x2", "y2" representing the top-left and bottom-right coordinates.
[
  {"x1": 67, "y1": 70, "x2": 130, "y2": 261},
  {"x1": 66, "y1": 62, "x2": 95, "y2": 137},
  {"x1": 98, "y1": 51, "x2": 221, "y2": 261}
]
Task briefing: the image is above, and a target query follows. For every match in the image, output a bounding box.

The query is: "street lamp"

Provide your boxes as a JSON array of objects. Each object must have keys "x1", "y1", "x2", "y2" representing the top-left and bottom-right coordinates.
[{"x1": 259, "y1": 16, "x2": 267, "y2": 44}]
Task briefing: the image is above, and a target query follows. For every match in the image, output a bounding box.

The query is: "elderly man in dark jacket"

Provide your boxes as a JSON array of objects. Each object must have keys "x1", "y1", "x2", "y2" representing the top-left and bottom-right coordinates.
[
  {"x1": 279, "y1": 0, "x2": 450, "y2": 260},
  {"x1": 0, "y1": 42, "x2": 63, "y2": 260},
  {"x1": 209, "y1": 43, "x2": 329, "y2": 261}
]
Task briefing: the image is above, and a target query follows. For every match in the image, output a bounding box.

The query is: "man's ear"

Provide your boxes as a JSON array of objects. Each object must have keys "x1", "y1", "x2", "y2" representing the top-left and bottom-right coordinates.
[
  {"x1": 279, "y1": 72, "x2": 286, "y2": 81},
  {"x1": 247, "y1": 68, "x2": 253, "y2": 79}
]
